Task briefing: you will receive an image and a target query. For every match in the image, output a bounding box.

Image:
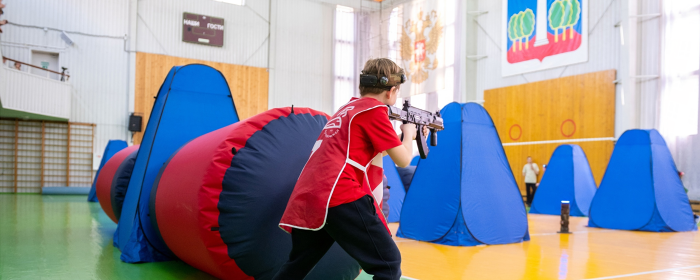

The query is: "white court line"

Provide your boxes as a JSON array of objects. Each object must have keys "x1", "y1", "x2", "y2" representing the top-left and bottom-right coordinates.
[
  {"x1": 502, "y1": 137, "x2": 615, "y2": 146},
  {"x1": 401, "y1": 276, "x2": 420, "y2": 280},
  {"x1": 529, "y1": 229, "x2": 616, "y2": 236},
  {"x1": 584, "y1": 265, "x2": 700, "y2": 279},
  {"x1": 394, "y1": 239, "x2": 418, "y2": 243}
]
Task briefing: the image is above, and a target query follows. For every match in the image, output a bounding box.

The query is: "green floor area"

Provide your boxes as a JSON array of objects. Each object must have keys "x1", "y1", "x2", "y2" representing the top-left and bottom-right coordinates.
[
  {"x1": 0, "y1": 195, "x2": 214, "y2": 279},
  {"x1": 0, "y1": 194, "x2": 381, "y2": 279}
]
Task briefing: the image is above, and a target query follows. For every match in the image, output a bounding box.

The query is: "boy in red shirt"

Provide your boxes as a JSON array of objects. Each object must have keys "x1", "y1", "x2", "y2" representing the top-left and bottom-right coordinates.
[{"x1": 275, "y1": 58, "x2": 418, "y2": 280}]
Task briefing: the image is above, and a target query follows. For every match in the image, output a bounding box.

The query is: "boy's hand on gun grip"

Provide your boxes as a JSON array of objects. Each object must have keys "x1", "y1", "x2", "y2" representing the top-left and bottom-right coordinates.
[{"x1": 400, "y1": 123, "x2": 417, "y2": 140}]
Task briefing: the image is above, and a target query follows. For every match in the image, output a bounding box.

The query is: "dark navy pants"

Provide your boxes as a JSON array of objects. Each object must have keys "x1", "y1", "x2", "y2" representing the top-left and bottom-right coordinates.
[{"x1": 273, "y1": 195, "x2": 402, "y2": 280}]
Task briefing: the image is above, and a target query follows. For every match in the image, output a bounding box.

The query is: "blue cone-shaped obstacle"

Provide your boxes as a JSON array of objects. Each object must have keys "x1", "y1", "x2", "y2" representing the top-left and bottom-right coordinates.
[
  {"x1": 410, "y1": 156, "x2": 420, "y2": 166},
  {"x1": 383, "y1": 156, "x2": 404, "y2": 222},
  {"x1": 588, "y1": 129, "x2": 696, "y2": 232},
  {"x1": 398, "y1": 103, "x2": 529, "y2": 246},
  {"x1": 88, "y1": 140, "x2": 128, "y2": 202},
  {"x1": 384, "y1": 156, "x2": 416, "y2": 222},
  {"x1": 116, "y1": 64, "x2": 240, "y2": 263},
  {"x1": 530, "y1": 144, "x2": 597, "y2": 216}
]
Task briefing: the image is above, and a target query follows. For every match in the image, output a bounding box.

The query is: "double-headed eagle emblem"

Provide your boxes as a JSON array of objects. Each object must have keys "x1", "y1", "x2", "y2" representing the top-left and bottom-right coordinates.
[{"x1": 401, "y1": 9, "x2": 443, "y2": 84}]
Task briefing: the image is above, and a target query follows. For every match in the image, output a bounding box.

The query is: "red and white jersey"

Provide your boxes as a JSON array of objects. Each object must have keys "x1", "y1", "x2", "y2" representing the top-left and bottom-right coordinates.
[{"x1": 279, "y1": 97, "x2": 397, "y2": 234}]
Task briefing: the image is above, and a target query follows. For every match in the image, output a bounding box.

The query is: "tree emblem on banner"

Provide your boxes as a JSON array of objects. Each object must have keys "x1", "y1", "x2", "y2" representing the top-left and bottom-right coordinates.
[
  {"x1": 401, "y1": 9, "x2": 443, "y2": 85},
  {"x1": 501, "y1": 0, "x2": 587, "y2": 77},
  {"x1": 548, "y1": 0, "x2": 581, "y2": 42}
]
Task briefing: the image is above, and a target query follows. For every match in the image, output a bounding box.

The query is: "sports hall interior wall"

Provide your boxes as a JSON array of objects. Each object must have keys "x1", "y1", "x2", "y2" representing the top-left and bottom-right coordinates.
[
  {"x1": 0, "y1": 0, "x2": 130, "y2": 154},
  {"x1": 469, "y1": 0, "x2": 660, "y2": 138},
  {"x1": 485, "y1": 70, "x2": 616, "y2": 194},
  {"x1": 132, "y1": 53, "x2": 268, "y2": 144},
  {"x1": 3, "y1": 0, "x2": 698, "y2": 199}
]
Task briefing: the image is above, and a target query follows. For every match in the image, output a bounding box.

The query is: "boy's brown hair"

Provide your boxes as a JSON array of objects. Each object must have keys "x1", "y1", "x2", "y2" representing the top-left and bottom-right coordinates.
[{"x1": 359, "y1": 58, "x2": 405, "y2": 95}]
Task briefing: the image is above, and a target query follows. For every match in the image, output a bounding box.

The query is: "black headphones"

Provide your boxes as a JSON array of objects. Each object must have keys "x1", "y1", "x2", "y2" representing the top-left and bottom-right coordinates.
[{"x1": 359, "y1": 72, "x2": 407, "y2": 89}]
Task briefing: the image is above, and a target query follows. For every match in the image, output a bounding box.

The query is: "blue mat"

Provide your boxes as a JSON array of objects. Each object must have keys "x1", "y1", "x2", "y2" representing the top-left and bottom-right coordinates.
[{"x1": 43, "y1": 187, "x2": 90, "y2": 195}]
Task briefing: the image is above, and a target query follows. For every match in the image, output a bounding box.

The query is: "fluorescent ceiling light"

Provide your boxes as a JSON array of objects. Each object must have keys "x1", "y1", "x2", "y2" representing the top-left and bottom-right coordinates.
[
  {"x1": 215, "y1": 0, "x2": 244, "y2": 6},
  {"x1": 336, "y1": 5, "x2": 354, "y2": 13}
]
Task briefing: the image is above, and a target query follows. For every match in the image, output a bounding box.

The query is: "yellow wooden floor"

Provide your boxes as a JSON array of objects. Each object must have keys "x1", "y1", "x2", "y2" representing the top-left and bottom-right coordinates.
[{"x1": 390, "y1": 214, "x2": 700, "y2": 280}]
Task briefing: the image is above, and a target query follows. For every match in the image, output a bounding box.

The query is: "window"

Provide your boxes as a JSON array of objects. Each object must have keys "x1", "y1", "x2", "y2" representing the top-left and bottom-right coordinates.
[
  {"x1": 388, "y1": 7, "x2": 402, "y2": 63},
  {"x1": 436, "y1": 0, "x2": 456, "y2": 110},
  {"x1": 214, "y1": 0, "x2": 244, "y2": 6},
  {"x1": 334, "y1": 5, "x2": 356, "y2": 112},
  {"x1": 31, "y1": 50, "x2": 60, "y2": 80},
  {"x1": 660, "y1": 0, "x2": 700, "y2": 136}
]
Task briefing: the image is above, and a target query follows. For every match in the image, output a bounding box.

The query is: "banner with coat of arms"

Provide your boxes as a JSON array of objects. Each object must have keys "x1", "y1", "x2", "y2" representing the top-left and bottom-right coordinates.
[
  {"x1": 501, "y1": 0, "x2": 588, "y2": 77},
  {"x1": 400, "y1": 0, "x2": 446, "y2": 97}
]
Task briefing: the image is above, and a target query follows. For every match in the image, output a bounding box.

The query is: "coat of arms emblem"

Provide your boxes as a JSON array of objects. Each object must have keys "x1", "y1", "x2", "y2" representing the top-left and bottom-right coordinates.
[{"x1": 401, "y1": 9, "x2": 443, "y2": 85}]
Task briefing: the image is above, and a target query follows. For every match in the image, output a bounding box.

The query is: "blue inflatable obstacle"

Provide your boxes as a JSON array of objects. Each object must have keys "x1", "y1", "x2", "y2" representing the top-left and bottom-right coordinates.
[
  {"x1": 588, "y1": 129, "x2": 697, "y2": 232},
  {"x1": 398, "y1": 103, "x2": 530, "y2": 246},
  {"x1": 384, "y1": 156, "x2": 417, "y2": 222},
  {"x1": 410, "y1": 156, "x2": 420, "y2": 166},
  {"x1": 384, "y1": 156, "x2": 404, "y2": 222},
  {"x1": 529, "y1": 144, "x2": 597, "y2": 216},
  {"x1": 88, "y1": 140, "x2": 128, "y2": 202},
  {"x1": 116, "y1": 64, "x2": 240, "y2": 263}
]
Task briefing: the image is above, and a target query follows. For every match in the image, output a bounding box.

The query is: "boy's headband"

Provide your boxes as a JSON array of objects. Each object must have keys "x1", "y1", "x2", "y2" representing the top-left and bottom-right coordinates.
[{"x1": 359, "y1": 72, "x2": 407, "y2": 89}]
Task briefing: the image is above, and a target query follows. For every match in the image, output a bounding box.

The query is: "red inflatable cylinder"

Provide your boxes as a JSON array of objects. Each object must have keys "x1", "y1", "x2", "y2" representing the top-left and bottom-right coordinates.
[
  {"x1": 152, "y1": 107, "x2": 361, "y2": 280},
  {"x1": 96, "y1": 145, "x2": 139, "y2": 223}
]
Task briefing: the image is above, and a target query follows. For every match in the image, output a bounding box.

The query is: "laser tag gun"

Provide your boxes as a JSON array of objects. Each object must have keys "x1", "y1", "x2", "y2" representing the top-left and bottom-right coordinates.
[{"x1": 387, "y1": 100, "x2": 444, "y2": 159}]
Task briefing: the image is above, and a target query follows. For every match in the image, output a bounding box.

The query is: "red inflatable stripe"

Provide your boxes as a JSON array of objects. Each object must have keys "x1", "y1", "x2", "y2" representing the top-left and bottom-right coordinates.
[{"x1": 97, "y1": 145, "x2": 140, "y2": 223}]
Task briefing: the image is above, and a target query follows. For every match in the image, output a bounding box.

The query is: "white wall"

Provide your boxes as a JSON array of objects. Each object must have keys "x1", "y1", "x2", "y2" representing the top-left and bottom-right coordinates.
[
  {"x1": 0, "y1": 0, "x2": 363, "y2": 159},
  {"x1": 0, "y1": 0, "x2": 130, "y2": 159},
  {"x1": 133, "y1": 0, "x2": 381, "y2": 115},
  {"x1": 268, "y1": 0, "x2": 335, "y2": 114},
  {"x1": 1, "y1": 68, "x2": 72, "y2": 119},
  {"x1": 134, "y1": 0, "x2": 270, "y2": 68}
]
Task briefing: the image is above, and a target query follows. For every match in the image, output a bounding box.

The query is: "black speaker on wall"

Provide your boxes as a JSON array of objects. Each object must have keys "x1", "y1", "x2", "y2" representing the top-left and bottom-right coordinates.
[{"x1": 129, "y1": 113, "x2": 142, "y2": 132}]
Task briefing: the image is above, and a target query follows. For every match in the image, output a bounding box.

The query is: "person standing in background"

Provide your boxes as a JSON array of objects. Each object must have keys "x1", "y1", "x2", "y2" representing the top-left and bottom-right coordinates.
[{"x1": 522, "y1": 156, "x2": 540, "y2": 206}]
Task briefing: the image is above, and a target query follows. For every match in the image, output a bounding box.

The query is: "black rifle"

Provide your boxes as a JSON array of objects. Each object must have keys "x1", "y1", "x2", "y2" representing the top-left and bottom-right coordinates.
[{"x1": 387, "y1": 100, "x2": 444, "y2": 159}]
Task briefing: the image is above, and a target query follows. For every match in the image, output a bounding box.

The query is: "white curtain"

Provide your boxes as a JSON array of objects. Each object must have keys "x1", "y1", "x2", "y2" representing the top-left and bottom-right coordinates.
[
  {"x1": 333, "y1": 6, "x2": 356, "y2": 112},
  {"x1": 660, "y1": 1, "x2": 700, "y2": 137},
  {"x1": 354, "y1": 10, "x2": 372, "y2": 99},
  {"x1": 660, "y1": 0, "x2": 700, "y2": 199}
]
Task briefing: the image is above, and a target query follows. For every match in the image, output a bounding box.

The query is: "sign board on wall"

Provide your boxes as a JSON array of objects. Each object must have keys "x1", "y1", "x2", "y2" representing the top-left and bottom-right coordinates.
[
  {"x1": 501, "y1": 0, "x2": 588, "y2": 77},
  {"x1": 182, "y1": 12, "x2": 224, "y2": 47}
]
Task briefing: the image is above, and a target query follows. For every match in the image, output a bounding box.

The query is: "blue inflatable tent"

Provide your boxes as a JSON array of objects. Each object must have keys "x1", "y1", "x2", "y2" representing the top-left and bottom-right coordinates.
[
  {"x1": 410, "y1": 156, "x2": 420, "y2": 166},
  {"x1": 88, "y1": 140, "x2": 128, "y2": 202},
  {"x1": 383, "y1": 156, "x2": 405, "y2": 222},
  {"x1": 530, "y1": 144, "x2": 597, "y2": 216},
  {"x1": 588, "y1": 129, "x2": 696, "y2": 232},
  {"x1": 116, "y1": 64, "x2": 240, "y2": 263},
  {"x1": 398, "y1": 103, "x2": 529, "y2": 246},
  {"x1": 384, "y1": 156, "x2": 416, "y2": 222}
]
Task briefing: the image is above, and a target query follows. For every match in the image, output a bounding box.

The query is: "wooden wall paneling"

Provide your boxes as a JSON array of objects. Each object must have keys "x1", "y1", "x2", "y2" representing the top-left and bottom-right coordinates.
[
  {"x1": 133, "y1": 53, "x2": 269, "y2": 144},
  {"x1": 484, "y1": 70, "x2": 617, "y2": 196},
  {"x1": 14, "y1": 120, "x2": 18, "y2": 193},
  {"x1": 486, "y1": 70, "x2": 616, "y2": 143},
  {"x1": 0, "y1": 119, "x2": 95, "y2": 193},
  {"x1": 65, "y1": 122, "x2": 71, "y2": 187},
  {"x1": 41, "y1": 121, "x2": 45, "y2": 190}
]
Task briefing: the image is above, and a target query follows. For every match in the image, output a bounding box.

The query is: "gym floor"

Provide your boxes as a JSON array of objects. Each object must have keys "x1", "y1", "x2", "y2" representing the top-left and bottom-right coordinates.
[{"x1": 1, "y1": 194, "x2": 699, "y2": 280}]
